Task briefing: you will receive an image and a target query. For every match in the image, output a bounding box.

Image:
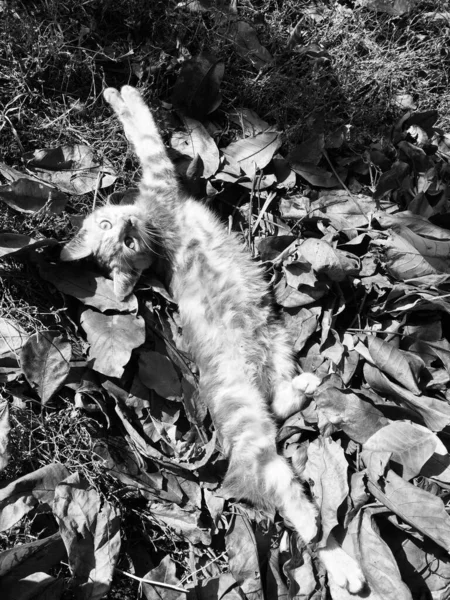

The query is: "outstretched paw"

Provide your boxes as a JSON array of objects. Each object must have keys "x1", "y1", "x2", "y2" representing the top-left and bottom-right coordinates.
[{"x1": 292, "y1": 372, "x2": 321, "y2": 395}]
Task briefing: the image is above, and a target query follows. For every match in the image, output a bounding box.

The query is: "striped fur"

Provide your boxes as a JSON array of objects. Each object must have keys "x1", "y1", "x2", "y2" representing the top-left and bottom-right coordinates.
[{"x1": 61, "y1": 86, "x2": 365, "y2": 593}]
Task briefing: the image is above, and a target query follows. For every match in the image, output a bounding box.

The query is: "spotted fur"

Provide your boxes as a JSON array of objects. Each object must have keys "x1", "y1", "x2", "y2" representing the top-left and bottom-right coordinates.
[{"x1": 61, "y1": 86, "x2": 365, "y2": 593}]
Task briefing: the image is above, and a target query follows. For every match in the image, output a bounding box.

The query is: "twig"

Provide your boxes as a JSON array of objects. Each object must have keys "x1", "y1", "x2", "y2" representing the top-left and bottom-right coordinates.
[
  {"x1": 115, "y1": 567, "x2": 188, "y2": 594},
  {"x1": 92, "y1": 170, "x2": 102, "y2": 210},
  {"x1": 252, "y1": 190, "x2": 276, "y2": 235}
]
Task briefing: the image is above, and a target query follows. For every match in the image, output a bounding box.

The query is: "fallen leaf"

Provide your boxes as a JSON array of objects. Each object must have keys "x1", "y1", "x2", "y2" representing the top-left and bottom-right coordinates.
[
  {"x1": 171, "y1": 115, "x2": 220, "y2": 178},
  {"x1": 287, "y1": 134, "x2": 324, "y2": 166},
  {"x1": 222, "y1": 131, "x2": 282, "y2": 176},
  {"x1": 228, "y1": 108, "x2": 269, "y2": 136},
  {"x1": 289, "y1": 162, "x2": 339, "y2": 188},
  {"x1": 367, "y1": 336, "x2": 423, "y2": 395},
  {"x1": 231, "y1": 21, "x2": 273, "y2": 70},
  {"x1": 0, "y1": 318, "x2": 28, "y2": 356},
  {"x1": 139, "y1": 350, "x2": 182, "y2": 400},
  {"x1": 38, "y1": 259, "x2": 138, "y2": 313},
  {"x1": 367, "y1": 469, "x2": 450, "y2": 552},
  {"x1": 0, "y1": 532, "x2": 66, "y2": 580},
  {"x1": 363, "y1": 422, "x2": 439, "y2": 481},
  {"x1": 374, "y1": 161, "x2": 409, "y2": 199},
  {"x1": 142, "y1": 555, "x2": 184, "y2": 600},
  {"x1": 0, "y1": 233, "x2": 56, "y2": 259},
  {"x1": 81, "y1": 309, "x2": 145, "y2": 378},
  {"x1": 351, "y1": 507, "x2": 413, "y2": 600},
  {"x1": 0, "y1": 178, "x2": 68, "y2": 214},
  {"x1": 304, "y1": 437, "x2": 349, "y2": 545},
  {"x1": 315, "y1": 386, "x2": 389, "y2": 443},
  {"x1": 53, "y1": 472, "x2": 121, "y2": 599},
  {"x1": 0, "y1": 463, "x2": 69, "y2": 531},
  {"x1": 20, "y1": 331, "x2": 71, "y2": 404},
  {"x1": 171, "y1": 52, "x2": 224, "y2": 119},
  {"x1": 298, "y1": 238, "x2": 360, "y2": 281},
  {"x1": 23, "y1": 145, "x2": 117, "y2": 195},
  {"x1": 151, "y1": 503, "x2": 211, "y2": 545},
  {"x1": 225, "y1": 510, "x2": 263, "y2": 600},
  {"x1": 356, "y1": 0, "x2": 417, "y2": 16}
]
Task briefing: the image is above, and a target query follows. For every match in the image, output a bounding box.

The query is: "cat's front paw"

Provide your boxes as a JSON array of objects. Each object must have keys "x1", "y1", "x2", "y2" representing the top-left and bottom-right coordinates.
[{"x1": 292, "y1": 372, "x2": 321, "y2": 395}]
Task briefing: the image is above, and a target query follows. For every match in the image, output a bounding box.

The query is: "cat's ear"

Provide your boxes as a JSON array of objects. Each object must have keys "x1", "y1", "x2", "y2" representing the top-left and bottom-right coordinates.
[
  {"x1": 113, "y1": 267, "x2": 141, "y2": 300},
  {"x1": 60, "y1": 229, "x2": 92, "y2": 261}
]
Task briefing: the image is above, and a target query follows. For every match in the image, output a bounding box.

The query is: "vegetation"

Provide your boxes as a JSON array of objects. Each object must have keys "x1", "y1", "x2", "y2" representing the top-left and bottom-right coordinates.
[{"x1": 1, "y1": 1, "x2": 450, "y2": 599}]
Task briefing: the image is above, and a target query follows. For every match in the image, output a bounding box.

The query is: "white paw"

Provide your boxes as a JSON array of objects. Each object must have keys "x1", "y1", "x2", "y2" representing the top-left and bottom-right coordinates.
[
  {"x1": 292, "y1": 373, "x2": 321, "y2": 395},
  {"x1": 318, "y1": 544, "x2": 365, "y2": 593}
]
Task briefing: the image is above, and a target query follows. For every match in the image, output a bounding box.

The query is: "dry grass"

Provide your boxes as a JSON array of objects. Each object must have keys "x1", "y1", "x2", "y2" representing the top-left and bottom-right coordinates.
[{"x1": 1, "y1": 0, "x2": 450, "y2": 596}]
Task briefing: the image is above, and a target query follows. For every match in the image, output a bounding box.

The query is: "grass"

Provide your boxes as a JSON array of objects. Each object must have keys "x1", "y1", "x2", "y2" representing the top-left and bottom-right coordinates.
[{"x1": 1, "y1": 0, "x2": 450, "y2": 597}]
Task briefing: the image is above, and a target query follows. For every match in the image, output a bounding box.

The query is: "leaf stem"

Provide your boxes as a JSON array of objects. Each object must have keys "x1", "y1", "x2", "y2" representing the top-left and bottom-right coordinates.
[{"x1": 115, "y1": 567, "x2": 188, "y2": 594}]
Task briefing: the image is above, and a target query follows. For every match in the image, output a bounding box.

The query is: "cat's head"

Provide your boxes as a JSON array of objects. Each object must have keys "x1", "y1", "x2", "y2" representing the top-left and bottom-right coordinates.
[{"x1": 60, "y1": 203, "x2": 156, "y2": 300}]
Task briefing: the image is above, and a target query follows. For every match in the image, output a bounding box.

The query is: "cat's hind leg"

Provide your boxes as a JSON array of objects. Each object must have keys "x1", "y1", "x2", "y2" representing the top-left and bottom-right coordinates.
[{"x1": 268, "y1": 324, "x2": 321, "y2": 419}]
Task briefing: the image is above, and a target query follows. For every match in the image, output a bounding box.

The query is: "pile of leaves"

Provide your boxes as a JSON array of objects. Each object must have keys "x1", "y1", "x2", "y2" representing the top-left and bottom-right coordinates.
[{"x1": 2, "y1": 2, "x2": 450, "y2": 600}]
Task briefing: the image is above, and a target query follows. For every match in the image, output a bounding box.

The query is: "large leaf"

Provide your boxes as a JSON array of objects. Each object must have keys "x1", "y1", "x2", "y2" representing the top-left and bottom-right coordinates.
[
  {"x1": 20, "y1": 330, "x2": 71, "y2": 404},
  {"x1": 150, "y1": 503, "x2": 211, "y2": 545},
  {"x1": 0, "y1": 463, "x2": 69, "y2": 531},
  {"x1": 0, "y1": 317, "x2": 28, "y2": 355},
  {"x1": 315, "y1": 386, "x2": 389, "y2": 443},
  {"x1": 304, "y1": 437, "x2": 348, "y2": 545},
  {"x1": 363, "y1": 422, "x2": 440, "y2": 480},
  {"x1": 171, "y1": 115, "x2": 220, "y2": 179},
  {"x1": 289, "y1": 162, "x2": 339, "y2": 188},
  {"x1": 0, "y1": 532, "x2": 66, "y2": 580},
  {"x1": 38, "y1": 259, "x2": 138, "y2": 313},
  {"x1": 375, "y1": 210, "x2": 450, "y2": 240},
  {"x1": 139, "y1": 350, "x2": 182, "y2": 400},
  {"x1": 0, "y1": 233, "x2": 56, "y2": 259},
  {"x1": 225, "y1": 511, "x2": 263, "y2": 600},
  {"x1": 171, "y1": 52, "x2": 224, "y2": 119},
  {"x1": 367, "y1": 469, "x2": 450, "y2": 552},
  {"x1": 351, "y1": 508, "x2": 413, "y2": 600},
  {"x1": 367, "y1": 335, "x2": 423, "y2": 395},
  {"x1": 81, "y1": 309, "x2": 145, "y2": 378},
  {"x1": 222, "y1": 131, "x2": 281, "y2": 176},
  {"x1": 23, "y1": 145, "x2": 117, "y2": 195},
  {"x1": 142, "y1": 555, "x2": 185, "y2": 600},
  {"x1": 363, "y1": 363, "x2": 450, "y2": 431},
  {"x1": 230, "y1": 21, "x2": 273, "y2": 70},
  {"x1": 0, "y1": 178, "x2": 68, "y2": 214},
  {"x1": 53, "y1": 472, "x2": 121, "y2": 599},
  {"x1": 298, "y1": 238, "x2": 360, "y2": 281}
]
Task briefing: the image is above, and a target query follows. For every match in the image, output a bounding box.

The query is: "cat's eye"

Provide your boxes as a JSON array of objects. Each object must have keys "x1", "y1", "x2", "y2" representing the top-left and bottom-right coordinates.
[
  {"x1": 124, "y1": 237, "x2": 135, "y2": 249},
  {"x1": 99, "y1": 220, "x2": 112, "y2": 230}
]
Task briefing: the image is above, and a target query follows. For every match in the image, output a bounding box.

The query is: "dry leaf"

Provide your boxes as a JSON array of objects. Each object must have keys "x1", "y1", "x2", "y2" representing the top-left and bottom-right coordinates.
[
  {"x1": 171, "y1": 115, "x2": 220, "y2": 178},
  {"x1": 231, "y1": 21, "x2": 273, "y2": 70},
  {"x1": 0, "y1": 318, "x2": 28, "y2": 356},
  {"x1": 0, "y1": 178, "x2": 68, "y2": 214},
  {"x1": 222, "y1": 131, "x2": 282, "y2": 176},
  {"x1": 23, "y1": 145, "x2": 117, "y2": 195}
]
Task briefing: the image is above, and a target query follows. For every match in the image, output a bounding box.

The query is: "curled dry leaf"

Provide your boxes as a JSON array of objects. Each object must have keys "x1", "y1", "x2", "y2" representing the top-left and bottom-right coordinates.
[
  {"x1": 53, "y1": 472, "x2": 121, "y2": 599},
  {"x1": 20, "y1": 330, "x2": 72, "y2": 404},
  {"x1": 0, "y1": 178, "x2": 68, "y2": 214},
  {"x1": 81, "y1": 309, "x2": 145, "y2": 378},
  {"x1": 23, "y1": 145, "x2": 117, "y2": 195},
  {"x1": 0, "y1": 463, "x2": 69, "y2": 531}
]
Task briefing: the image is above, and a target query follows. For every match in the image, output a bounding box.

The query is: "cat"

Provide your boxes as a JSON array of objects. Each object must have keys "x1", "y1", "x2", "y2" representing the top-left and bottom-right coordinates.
[{"x1": 60, "y1": 86, "x2": 365, "y2": 593}]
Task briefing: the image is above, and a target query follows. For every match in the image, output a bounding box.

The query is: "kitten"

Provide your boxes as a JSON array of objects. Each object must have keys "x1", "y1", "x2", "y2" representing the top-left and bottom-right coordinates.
[{"x1": 61, "y1": 86, "x2": 365, "y2": 593}]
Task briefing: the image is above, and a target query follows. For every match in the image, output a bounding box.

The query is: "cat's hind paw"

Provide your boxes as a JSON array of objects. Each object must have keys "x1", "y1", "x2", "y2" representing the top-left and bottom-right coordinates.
[
  {"x1": 318, "y1": 541, "x2": 366, "y2": 594},
  {"x1": 292, "y1": 372, "x2": 321, "y2": 395}
]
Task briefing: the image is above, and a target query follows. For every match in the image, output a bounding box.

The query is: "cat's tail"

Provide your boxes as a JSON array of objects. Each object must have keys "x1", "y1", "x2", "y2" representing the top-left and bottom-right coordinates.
[
  {"x1": 104, "y1": 86, "x2": 179, "y2": 196},
  {"x1": 223, "y1": 433, "x2": 318, "y2": 544}
]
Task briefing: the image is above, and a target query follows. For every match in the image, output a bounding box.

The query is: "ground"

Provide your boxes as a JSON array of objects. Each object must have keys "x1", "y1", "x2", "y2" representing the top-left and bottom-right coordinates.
[{"x1": 1, "y1": 1, "x2": 450, "y2": 599}]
